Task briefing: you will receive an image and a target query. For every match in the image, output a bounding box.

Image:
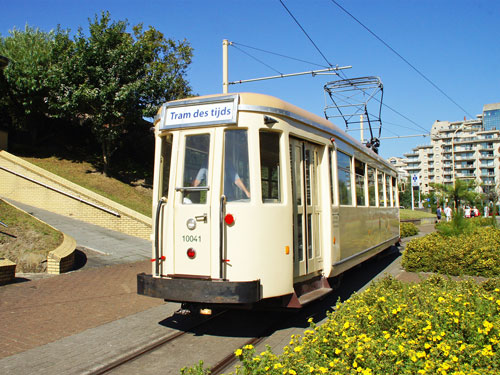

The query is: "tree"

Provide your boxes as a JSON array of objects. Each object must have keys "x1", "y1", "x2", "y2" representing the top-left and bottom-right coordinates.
[
  {"x1": 430, "y1": 179, "x2": 481, "y2": 210},
  {"x1": 65, "y1": 12, "x2": 193, "y2": 175},
  {"x1": 1, "y1": 13, "x2": 193, "y2": 176},
  {"x1": 0, "y1": 26, "x2": 70, "y2": 142}
]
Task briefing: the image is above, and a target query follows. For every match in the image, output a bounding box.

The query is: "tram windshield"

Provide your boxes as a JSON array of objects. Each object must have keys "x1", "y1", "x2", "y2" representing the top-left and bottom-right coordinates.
[
  {"x1": 183, "y1": 134, "x2": 210, "y2": 204},
  {"x1": 224, "y1": 130, "x2": 251, "y2": 202}
]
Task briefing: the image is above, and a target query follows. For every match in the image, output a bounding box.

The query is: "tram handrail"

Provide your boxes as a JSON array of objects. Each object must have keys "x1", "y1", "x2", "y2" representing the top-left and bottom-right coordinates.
[
  {"x1": 0, "y1": 165, "x2": 121, "y2": 217},
  {"x1": 175, "y1": 186, "x2": 210, "y2": 192},
  {"x1": 219, "y1": 195, "x2": 226, "y2": 280},
  {"x1": 154, "y1": 197, "x2": 167, "y2": 276}
]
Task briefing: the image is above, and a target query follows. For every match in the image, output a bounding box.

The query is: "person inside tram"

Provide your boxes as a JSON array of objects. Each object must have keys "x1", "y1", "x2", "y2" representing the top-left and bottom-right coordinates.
[
  {"x1": 223, "y1": 160, "x2": 250, "y2": 201},
  {"x1": 191, "y1": 161, "x2": 250, "y2": 201}
]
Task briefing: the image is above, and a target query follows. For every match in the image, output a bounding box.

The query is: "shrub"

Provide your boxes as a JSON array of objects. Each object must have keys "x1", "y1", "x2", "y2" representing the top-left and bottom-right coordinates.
[
  {"x1": 402, "y1": 227, "x2": 500, "y2": 277},
  {"x1": 228, "y1": 276, "x2": 500, "y2": 375},
  {"x1": 400, "y1": 222, "x2": 419, "y2": 238},
  {"x1": 436, "y1": 212, "x2": 497, "y2": 237}
]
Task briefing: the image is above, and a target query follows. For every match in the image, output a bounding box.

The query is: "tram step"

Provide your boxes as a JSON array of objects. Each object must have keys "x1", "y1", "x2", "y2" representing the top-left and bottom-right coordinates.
[{"x1": 298, "y1": 287, "x2": 332, "y2": 306}]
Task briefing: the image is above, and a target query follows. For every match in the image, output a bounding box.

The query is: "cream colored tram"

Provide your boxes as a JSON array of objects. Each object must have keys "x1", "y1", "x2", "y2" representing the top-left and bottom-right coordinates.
[{"x1": 137, "y1": 93, "x2": 400, "y2": 311}]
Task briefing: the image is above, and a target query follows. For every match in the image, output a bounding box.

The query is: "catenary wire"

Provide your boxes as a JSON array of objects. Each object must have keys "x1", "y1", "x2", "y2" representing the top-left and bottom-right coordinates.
[
  {"x1": 231, "y1": 42, "x2": 329, "y2": 69},
  {"x1": 278, "y1": 0, "x2": 333, "y2": 67},
  {"x1": 329, "y1": 0, "x2": 474, "y2": 119},
  {"x1": 231, "y1": 44, "x2": 283, "y2": 75}
]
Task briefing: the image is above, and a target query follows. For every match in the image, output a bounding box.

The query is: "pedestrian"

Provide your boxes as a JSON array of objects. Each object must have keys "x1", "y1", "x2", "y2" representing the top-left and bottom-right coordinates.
[
  {"x1": 484, "y1": 205, "x2": 489, "y2": 218},
  {"x1": 464, "y1": 206, "x2": 471, "y2": 219},
  {"x1": 436, "y1": 205, "x2": 442, "y2": 223},
  {"x1": 444, "y1": 205, "x2": 452, "y2": 222},
  {"x1": 473, "y1": 206, "x2": 479, "y2": 217}
]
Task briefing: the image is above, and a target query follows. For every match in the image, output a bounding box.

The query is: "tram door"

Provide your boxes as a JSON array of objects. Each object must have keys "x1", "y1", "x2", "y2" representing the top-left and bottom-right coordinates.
[
  {"x1": 172, "y1": 130, "x2": 214, "y2": 277},
  {"x1": 290, "y1": 138, "x2": 323, "y2": 278}
]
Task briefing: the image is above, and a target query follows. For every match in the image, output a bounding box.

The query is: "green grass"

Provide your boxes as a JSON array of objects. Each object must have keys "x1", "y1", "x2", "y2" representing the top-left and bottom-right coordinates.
[
  {"x1": 0, "y1": 199, "x2": 63, "y2": 272},
  {"x1": 22, "y1": 156, "x2": 152, "y2": 216},
  {"x1": 399, "y1": 209, "x2": 435, "y2": 220}
]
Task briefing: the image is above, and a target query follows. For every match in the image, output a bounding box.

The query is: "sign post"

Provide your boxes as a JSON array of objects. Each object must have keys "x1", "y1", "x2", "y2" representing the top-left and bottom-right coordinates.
[{"x1": 411, "y1": 174, "x2": 420, "y2": 211}]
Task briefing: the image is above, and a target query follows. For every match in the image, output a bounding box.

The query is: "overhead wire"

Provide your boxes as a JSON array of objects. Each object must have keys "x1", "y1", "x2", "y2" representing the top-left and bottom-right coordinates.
[
  {"x1": 329, "y1": 0, "x2": 475, "y2": 119},
  {"x1": 278, "y1": 0, "x2": 333, "y2": 67},
  {"x1": 231, "y1": 42, "x2": 329, "y2": 69},
  {"x1": 230, "y1": 44, "x2": 283, "y2": 75},
  {"x1": 277, "y1": 0, "x2": 431, "y2": 134}
]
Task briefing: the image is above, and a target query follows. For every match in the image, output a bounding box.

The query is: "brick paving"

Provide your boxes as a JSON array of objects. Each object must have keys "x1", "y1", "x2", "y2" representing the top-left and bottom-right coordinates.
[{"x1": 0, "y1": 260, "x2": 163, "y2": 359}]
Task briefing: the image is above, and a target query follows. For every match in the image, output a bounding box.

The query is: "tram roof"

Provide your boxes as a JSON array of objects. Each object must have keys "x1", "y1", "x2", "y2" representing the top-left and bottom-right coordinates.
[{"x1": 160, "y1": 92, "x2": 395, "y2": 172}]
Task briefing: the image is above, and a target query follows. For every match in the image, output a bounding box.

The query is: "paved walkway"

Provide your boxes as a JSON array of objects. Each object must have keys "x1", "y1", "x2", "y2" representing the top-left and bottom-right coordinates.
[
  {"x1": 0, "y1": 199, "x2": 163, "y2": 361},
  {"x1": 6, "y1": 200, "x2": 151, "y2": 265}
]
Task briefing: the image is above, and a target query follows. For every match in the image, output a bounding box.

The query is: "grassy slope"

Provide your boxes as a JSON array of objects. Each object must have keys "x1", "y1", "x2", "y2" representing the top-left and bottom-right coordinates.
[
  {"x1": 0, "y1": 199, "x2": 63, "y2": 272},
  {"x1": 22, "y1": 156, "x2": 152, "y2": 216},
  {"x1": 399, "y1": 208, "x2": 435, "y2": 220}
]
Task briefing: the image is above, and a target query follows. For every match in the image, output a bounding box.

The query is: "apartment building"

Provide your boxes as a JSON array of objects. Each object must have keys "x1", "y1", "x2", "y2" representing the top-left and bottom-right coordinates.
[{"x1": 392, "y1": 103, "x2": 500, "y2": 196}]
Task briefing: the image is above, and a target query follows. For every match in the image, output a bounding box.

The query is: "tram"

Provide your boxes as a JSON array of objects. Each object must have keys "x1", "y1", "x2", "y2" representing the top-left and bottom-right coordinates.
[{"x1": 137, "y1": 92, "x2": 400, "y2": 312}]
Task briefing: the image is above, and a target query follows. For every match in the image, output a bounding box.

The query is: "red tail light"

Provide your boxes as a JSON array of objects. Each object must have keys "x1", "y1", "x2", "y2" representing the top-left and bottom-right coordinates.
[
  {"x1": 187, "y1": 248, "x2": 196, "y2": 259},
  {"x1": 224, "y1": 213, "x2": 235, "y2": 225}
]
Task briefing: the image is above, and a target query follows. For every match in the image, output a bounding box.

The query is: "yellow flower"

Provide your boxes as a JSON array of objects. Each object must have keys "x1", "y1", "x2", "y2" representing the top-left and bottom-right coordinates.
[
  {"x1": 234, "y1": 348, "x2": 242, "y2": 356},
  {"x1": 289, "y1": 370, "x2": 297, "y2": 375},
  {"x1": 344, "y1": 321, "x2": 350, "y2": 329},
  {"x1": 335, "y1": 348, "x2": 342, "y2": 355},
  {"x1": 294, "y1": 346, "x2": 302, "y2": 352},
  {"x1": 243, "y1": 344, "x2": 254, "y2": 350}
]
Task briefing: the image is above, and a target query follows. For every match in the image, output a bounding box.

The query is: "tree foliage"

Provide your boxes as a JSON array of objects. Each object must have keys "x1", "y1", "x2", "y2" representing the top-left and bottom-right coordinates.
[
  {"x1": 430, "y1": 179, "x2": 482, "y2": 210},
  {"x1": 0, "y1": 12, "x2": 193, "y2": 175}
]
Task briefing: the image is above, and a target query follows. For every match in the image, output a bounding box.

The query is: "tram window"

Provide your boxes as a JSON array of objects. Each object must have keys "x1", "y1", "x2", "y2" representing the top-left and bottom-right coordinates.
[
  {"x1": 224, "y1": 130, "x2": 251, "y2": 202},
  {"x1": 392, "y1": 177, "x2": 398, "y2": 207},
  {"x1": 160, "y1": 135, "x2": 172, "y2": 198},
  {"x1": 355, "y1": 159, "x2": 366, "y2": 206},
  {"x1": 337, "y1": 151, "x2": 352, "y2": 206},
  {"x1": 368, "y1": 166, "x2": 376, "y2": 206},
  {"x1": 328, "y1": 149, "x2": 335, "y2": 205},
  {"x1": 183, "y1": 134, "x2": 210, "y2": 204},
  {"x1": 386, "y1": 175, "x2": 392, "y2": 207},
  {"x1": 378, "y1": 171, "x2": 386, "y2": 207},
  {"x1": 260, "y1": 132, "x2": 281, "y2": 203}
]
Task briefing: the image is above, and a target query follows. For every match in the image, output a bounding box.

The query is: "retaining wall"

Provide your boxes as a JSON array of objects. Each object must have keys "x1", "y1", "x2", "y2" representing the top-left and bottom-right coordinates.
[{"x1": 0, "y1": 151, "x2": 152, "y2": 240}]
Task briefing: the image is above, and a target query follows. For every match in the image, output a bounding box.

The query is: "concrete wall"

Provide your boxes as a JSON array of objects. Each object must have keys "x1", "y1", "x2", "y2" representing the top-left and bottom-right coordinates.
[{"x1": 0, "y1": 151, "x2": 152, "y2": 240}]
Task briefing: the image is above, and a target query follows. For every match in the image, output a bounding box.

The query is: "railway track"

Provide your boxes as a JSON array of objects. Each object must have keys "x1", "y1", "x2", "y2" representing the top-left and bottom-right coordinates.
[{"x1": 91, "y1": 309, "x2": 286, "y2": 375}]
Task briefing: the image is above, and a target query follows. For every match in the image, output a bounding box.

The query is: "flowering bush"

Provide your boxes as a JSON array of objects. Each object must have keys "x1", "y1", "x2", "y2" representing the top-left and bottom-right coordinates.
[
  {"x1": 229, "y1": 276, "x2": 500, "y2": 375},
  {"x1": 402, "y1": 227, "x2": 500, "y2": 277},
  {"x1": 400, "y1": 222, "x2": 419, "y2": 238}
]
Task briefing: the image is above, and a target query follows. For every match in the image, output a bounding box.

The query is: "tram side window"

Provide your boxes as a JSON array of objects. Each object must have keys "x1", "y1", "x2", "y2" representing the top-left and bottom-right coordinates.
[
  {"x1": 260, "y1": 132, "x2": 281, "y2": 203},
  {"x1": 392, "y1": 177, "x2": 398, "y2": 207},
  {"x1": 224, "y1": 130, "x2": 251, "y2": 202},
  {"x1": 183, "y1": 134, "x2": 210, "y2": 204},
  {"x1": 355, "y1": 159, "x2": 366, "y2": 206},
  {"x1": 337, "y1": 151, "x2": 352, "y2": 205},
  {"x1": 378, "y1": 171, "x2": 386, "y2": 207},
  {"x1": 386, "y1": 175, "x2": 392, "y2": 206},
  {"x1": 368, "y1": 166, "x2": 376, "y2": 206},
  {"x1": 328, "y1": 149, "x2": 335, "y2": 205},
  {"x1": 160, "y1": 135, "x2": 172, "y2": 198}
]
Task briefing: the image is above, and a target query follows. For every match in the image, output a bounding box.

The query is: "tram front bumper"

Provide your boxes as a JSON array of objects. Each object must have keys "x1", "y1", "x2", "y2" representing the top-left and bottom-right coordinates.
[{"x1": 137, "y1": 273, "x2": 261, "y2": 304}]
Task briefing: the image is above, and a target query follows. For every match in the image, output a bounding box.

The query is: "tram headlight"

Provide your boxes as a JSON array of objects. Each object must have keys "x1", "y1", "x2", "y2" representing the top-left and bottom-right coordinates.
[{"x1": 186, "y1": 218, "x2": 196, "y2": 230}]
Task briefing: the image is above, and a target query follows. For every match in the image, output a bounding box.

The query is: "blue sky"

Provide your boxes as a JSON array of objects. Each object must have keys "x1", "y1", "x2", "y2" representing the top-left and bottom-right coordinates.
[{"x1": 2, "y1": 0, "x2": 499, "y2": 159}]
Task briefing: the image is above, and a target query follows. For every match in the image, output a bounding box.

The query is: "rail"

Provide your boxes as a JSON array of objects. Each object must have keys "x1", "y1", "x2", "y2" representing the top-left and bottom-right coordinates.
[
  {"x1": 0, "y1": 165, "x2": 121, "y2": 217},
  {"x1": 153, "y1": 197, "x2": 167, "y2": 275},
  {"x1": 219, "y1": 195, "x2": 226, "y2": 280}
]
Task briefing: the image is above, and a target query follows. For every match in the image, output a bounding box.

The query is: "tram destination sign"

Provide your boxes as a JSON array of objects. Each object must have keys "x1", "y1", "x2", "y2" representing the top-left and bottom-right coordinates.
[{"x1": 161, "y1": 95, "x2": 238, "y2": 129}]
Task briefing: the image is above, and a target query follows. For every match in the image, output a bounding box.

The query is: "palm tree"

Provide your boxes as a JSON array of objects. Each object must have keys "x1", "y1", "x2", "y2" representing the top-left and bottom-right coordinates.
[{"x1": 430, "y1": 179, "x2": 481, "y2": 211}]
